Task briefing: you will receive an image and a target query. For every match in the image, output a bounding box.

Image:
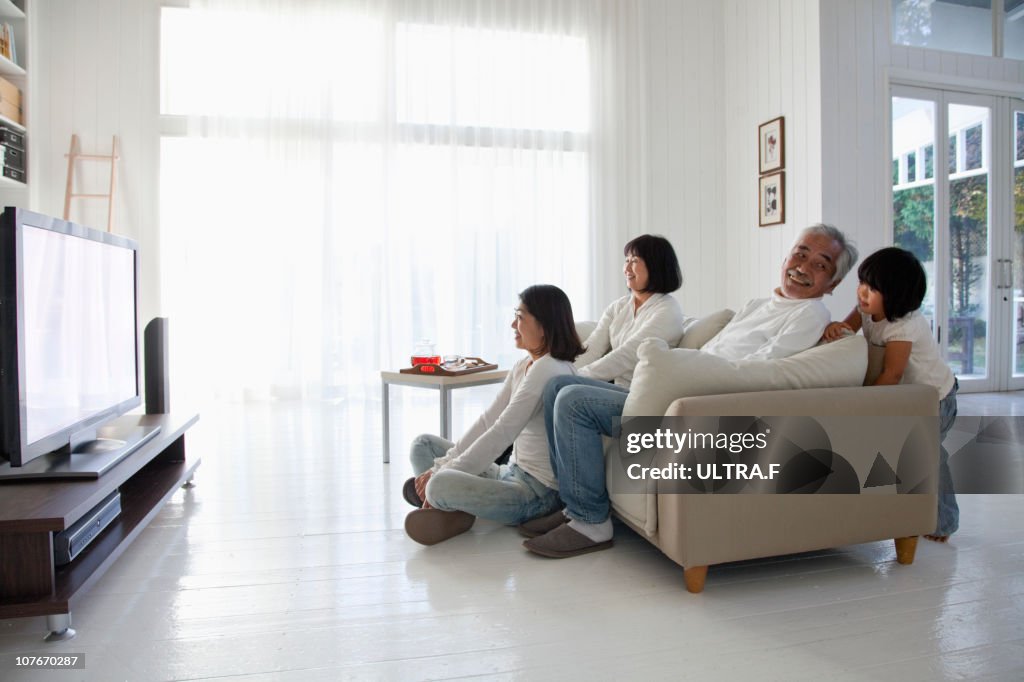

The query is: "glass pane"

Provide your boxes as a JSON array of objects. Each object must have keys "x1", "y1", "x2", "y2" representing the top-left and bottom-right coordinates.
[
  {"x1": 1018, "y1": 110, "x2": 1024, "y2": 163},
  {"x1": 964, "y1": 124, "x2": 983, "y2": 170},
  {"x1": 892, "y1": 0, "x2": 993, "y2": 57},
  {"x1": 1006, "y1": 1, "x2": 1024, "y2": 60},
  {"x1": 908, "y1": 150, "x2": 917, "y2": 182},
  {"x1": 925, "y1": 144, "x2": 934, "y2": 179},
  {"x1": 949, "y1": 134, "x2": 958, "y2": 174},
  {"x1": 893, "y1": 97, "x2": 937, "y2": 323},
  {"x1": 1014, "y1": 109, "x2": 1024, "y2": 376},
  {"x1": 948, "y1": 103, "x2": 990, "y2": 378}
]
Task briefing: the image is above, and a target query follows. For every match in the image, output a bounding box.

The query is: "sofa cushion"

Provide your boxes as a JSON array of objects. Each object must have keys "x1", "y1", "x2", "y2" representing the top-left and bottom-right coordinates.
[
  {"x1": 677, "y1": 309, "x2": 734, "y2": 349},
  {"x1": 575, "y1": 320, "x2": 597, "y2": 342},
  {"x1": 622, "y1": 333, "x2": 868, "y2": 419}
]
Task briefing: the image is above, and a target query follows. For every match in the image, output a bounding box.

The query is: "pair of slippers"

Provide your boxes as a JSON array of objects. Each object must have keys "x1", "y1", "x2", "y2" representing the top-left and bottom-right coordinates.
[
  {"x1": 402, "y1": 477, "x2": 476, "y2": 545},
  {"x1": 517, "y1": 509, "x2": 613, "y2": 558}
]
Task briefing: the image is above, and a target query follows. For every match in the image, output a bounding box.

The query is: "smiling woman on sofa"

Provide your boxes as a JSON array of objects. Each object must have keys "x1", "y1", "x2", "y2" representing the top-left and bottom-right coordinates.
[{"x1": 402, "y1": 284, "x2": 586, "y2": 546}]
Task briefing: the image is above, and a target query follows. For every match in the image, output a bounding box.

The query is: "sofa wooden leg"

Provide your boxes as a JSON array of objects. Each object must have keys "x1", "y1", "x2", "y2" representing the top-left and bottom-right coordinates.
[
  {"x1": 683, "y1": 565, "x2": 708, "y2": 593},
  {"x1": 894, "y1": 536, "x2": 918, "y2": 565}
]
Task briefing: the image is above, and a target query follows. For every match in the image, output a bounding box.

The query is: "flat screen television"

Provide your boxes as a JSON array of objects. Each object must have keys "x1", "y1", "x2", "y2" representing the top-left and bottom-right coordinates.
[{"x1": 0, "y1": 208, "x2": 159, "y2": 480}]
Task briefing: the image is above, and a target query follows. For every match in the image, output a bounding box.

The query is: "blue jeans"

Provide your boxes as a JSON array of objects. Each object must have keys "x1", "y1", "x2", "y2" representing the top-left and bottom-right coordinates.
[
  {"x1": 542, "y1": 375, "x2": 629, "y2": 525},
  {"x1": 409, "y1": 434, "x2": 561, "y2": 525},
  {"x1": 936, "y1": 378, "x2": 959, "y2": 536}
]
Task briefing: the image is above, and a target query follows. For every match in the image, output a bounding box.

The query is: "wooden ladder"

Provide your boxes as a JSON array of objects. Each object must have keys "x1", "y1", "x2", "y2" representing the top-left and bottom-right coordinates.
[{"x1": 63, "y1": 134, "x2": 120, "y2": 232}]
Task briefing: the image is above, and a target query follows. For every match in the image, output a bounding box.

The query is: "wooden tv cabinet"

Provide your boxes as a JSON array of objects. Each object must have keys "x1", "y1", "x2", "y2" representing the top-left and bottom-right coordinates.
[{"x1": 0, "y1": 412, "x2": 199, "y2": 639}]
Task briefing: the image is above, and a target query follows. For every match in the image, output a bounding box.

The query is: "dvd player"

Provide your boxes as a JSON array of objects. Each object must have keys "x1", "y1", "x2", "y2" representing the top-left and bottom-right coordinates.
[{"x1": 53, "y1": 490, "x2": 122, "y2": 566}]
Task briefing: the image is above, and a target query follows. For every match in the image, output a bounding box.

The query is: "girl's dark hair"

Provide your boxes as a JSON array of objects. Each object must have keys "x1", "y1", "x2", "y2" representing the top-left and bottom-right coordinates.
[
  {"x1": 624, "y1": 234, "x2": 682, "y2": 294},
  {"x1": 857, "y1": 247, "x2": 927, "y2": 321},
  {"x1": 518, "y1": 284, "x2": 586, "y2": 362}
]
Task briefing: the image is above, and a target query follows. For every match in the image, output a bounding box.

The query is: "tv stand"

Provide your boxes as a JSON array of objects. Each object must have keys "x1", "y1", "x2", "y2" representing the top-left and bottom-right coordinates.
[{"x1": 0, "y1": 412, "x2": 199, "y2": 640}]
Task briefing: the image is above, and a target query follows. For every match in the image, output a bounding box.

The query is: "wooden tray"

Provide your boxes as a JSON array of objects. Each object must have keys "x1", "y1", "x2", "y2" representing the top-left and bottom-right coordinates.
[{"x1": 399, "y1": 357, "x2": 498, "y2": 376}]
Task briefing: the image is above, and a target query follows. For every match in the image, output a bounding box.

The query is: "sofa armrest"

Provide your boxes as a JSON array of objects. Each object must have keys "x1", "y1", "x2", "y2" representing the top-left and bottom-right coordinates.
[{"x1": 649, "y1": 384, "x2": 940, "y2": 569}]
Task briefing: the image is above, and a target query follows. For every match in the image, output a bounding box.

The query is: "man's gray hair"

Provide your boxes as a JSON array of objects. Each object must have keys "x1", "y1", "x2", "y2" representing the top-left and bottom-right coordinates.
[{"x1": 798, "y1": 223, "x2": 858, "y2": 284}]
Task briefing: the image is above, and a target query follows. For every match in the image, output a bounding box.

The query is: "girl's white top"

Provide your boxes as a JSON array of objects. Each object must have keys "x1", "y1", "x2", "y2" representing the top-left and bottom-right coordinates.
[
  {"x1": 861, "y1": 309, "x2": 955, "y2": 398},
  {"x1": 430, "y1": 353, "x2": 576, "y2": 489}
]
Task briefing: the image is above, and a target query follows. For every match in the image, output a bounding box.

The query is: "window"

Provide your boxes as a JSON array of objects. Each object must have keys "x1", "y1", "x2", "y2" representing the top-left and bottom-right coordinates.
[
  {"x1": 158, "y1": 5, "x2": 600, "y2": 400},
  {"x1": 892, "y1": 0, "x2": 1024, "y2": 58},
  {"x1": 1006, "y1": 0, "x2": 1024, "y2": 59}
]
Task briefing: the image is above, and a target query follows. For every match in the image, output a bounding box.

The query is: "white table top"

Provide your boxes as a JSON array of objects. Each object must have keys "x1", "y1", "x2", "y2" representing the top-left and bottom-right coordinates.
[{"x1": 380, "y1": 368, "x2": 508, "y2": 386}]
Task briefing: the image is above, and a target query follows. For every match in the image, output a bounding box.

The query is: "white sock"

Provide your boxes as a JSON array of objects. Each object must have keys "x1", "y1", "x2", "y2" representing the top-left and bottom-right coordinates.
[{"x1": 568, "y1": 517, "x2": 613, "y2": 542}]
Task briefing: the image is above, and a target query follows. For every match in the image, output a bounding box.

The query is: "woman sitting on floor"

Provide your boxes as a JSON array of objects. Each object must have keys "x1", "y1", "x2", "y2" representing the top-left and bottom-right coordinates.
[{"x1": 402, "y1": 284, "x2": 585, "y2": 545}]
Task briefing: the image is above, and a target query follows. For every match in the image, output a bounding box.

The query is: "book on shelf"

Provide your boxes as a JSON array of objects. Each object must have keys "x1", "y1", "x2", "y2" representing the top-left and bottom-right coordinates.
[{"x1": 0, "y1": 23, "x2": 16, "y2": 65}]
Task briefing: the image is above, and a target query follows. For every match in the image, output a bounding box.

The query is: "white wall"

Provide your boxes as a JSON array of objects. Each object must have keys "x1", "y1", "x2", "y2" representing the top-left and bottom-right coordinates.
[
  {"x1": 640, "y1": 0, "x2": 726, "y2": 317},
  {"x1": 32, "y1": 0, "x2": 163, "y2": 326},
  {"x1": 642, "y1": 0, "x2": 824, "y2": 317},
  {"x1": 719, "y1": 0, "x2": 825, "y2": 312}
]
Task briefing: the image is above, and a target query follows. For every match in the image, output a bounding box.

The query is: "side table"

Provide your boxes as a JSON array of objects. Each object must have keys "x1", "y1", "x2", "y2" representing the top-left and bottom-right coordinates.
[{"x1": 380, "y1": 369, "x2": 507, "y2": 463}]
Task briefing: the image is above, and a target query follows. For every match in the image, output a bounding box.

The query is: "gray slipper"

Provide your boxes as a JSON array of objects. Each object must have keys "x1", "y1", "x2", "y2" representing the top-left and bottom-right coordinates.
[
  {"x1": 517, "y1": 508, "x2": 568, "y2": 538},
  {"x1": 522, "y1": 523, "x2": 613, "y2": 558},
  {"x1": 405, "y1": 508, "x2": 475, "y2": 545},
  {"x1": 402, "y1": 477, "x2": 423, "y2": 508}
]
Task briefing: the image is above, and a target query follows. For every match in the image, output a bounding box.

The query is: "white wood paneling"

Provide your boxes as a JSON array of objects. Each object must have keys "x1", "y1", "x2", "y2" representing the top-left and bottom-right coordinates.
[
  {"x1": 820, "y1": 0, "x2": 891, "y2": 315},
  {"x1": 706, "y1": 0, "x2": 824, "y2": 312},
  {"x1": 33, "y1": 0, "x2": 162, "y2": 325},
  {"x1": 641, "y1": 0, "x2": 727, "y2": 317}
]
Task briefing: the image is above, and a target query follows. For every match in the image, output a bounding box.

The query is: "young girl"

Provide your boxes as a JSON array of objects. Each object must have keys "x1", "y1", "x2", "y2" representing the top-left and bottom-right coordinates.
[{"x1": 823, "y1": 247, "x2": 959, "y2": 541}]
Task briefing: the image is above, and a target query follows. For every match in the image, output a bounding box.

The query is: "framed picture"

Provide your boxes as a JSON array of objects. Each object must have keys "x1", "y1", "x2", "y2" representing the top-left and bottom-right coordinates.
[
  {"x1": 759, "y1": 171, "x2": 785, "y2": 226},
  {"x1": 758, "y1": 116, "x2": 785, "y2": 174}
]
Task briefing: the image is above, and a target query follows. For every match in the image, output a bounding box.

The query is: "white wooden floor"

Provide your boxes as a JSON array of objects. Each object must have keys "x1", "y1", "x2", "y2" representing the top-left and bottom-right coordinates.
[{"x1": 1, "y1": 388, "x2": 1022, "y2": 681}]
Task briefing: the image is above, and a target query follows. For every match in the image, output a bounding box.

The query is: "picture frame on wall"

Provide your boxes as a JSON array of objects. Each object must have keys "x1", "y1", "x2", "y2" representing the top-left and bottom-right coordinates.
[
  {"x1": 759, "y1": 171, "x2": 785, "y2": 226},
  {"x1": 758, "y1": 116, "x2": 785, "y2": 174}
]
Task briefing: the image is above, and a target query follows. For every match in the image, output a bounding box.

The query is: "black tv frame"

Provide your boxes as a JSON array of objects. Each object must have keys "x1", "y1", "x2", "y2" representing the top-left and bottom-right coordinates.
[{"x1": 0, "y1": 207, "x2": 153, "y2": 478}]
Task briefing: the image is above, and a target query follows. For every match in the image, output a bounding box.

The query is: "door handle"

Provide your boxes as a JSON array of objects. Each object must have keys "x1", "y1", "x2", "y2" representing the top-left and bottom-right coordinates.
[{"x1": 996, "y1": 258, "x2": 1012, "y2": 290}]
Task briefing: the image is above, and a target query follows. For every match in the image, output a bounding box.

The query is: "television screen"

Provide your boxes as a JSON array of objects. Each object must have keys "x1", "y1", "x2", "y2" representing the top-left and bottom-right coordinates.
[
  {"x1": 1, "y1": 208, "x2": 148, "y2": 475},
  {"x1": 22, "y1": 222, "x2": 137, "y2": 445}
]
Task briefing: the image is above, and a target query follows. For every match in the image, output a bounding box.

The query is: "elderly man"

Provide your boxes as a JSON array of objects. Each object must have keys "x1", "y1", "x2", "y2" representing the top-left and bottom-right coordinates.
[{"x1": 523, "y1": 223, "x2": 858, "y2": 558}]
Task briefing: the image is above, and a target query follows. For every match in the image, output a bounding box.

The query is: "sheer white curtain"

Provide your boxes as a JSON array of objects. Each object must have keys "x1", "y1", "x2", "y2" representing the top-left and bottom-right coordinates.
[{"x1": 159, "y1": 0, "x2": 646, "y2": 404}]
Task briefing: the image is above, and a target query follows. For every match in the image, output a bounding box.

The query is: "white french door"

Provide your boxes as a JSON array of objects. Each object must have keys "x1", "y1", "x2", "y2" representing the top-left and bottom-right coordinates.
[
  {"x1": 890, "y1": 86, "x2": 1022, "y2": 392},
  {"x1": 1006, "y1": 97, "x2": 1024, "y2": 390}
]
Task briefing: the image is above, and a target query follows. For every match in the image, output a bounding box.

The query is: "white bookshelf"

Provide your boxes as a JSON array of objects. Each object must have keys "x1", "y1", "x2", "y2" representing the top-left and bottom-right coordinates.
[{"x1": 0, "y1": 0, "x2": 27, "y2": 202}]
